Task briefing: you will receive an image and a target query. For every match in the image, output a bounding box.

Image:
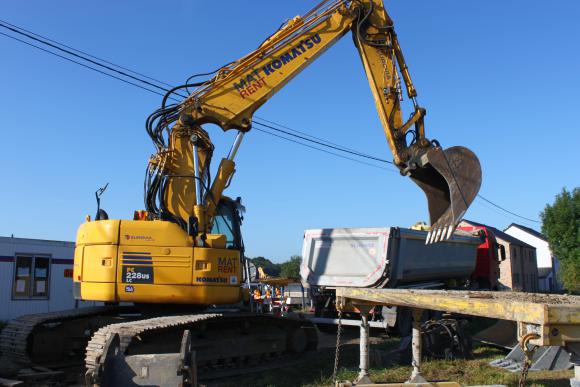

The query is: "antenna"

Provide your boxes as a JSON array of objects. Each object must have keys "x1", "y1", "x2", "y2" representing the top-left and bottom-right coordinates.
[{"x1": 95, "y1": 183, "x2": 109, "y2": 220}]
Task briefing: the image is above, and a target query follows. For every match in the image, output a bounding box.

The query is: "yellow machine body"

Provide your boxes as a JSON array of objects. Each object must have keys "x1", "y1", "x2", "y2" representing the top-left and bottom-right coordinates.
[
  {"x1": 73, "y1": 219, "x2": 241, "y2": 304},
  {"x1": 75, "y1": 0, "x2": 482, "y2": 306}
]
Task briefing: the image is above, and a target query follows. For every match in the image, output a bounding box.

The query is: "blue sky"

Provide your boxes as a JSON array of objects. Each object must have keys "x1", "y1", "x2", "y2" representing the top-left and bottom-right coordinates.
[{"x1": 1, "y1": 1, "x2": 578, "y2": 262}]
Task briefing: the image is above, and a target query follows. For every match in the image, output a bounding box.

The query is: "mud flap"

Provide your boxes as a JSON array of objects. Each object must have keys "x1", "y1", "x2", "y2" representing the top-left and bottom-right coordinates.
[
  {"x1": 90, "y1": 331, "x2": 197, "y2": 387},
  {"x1": 409, "y1": 146, "x2": 482, "y2": 243}
]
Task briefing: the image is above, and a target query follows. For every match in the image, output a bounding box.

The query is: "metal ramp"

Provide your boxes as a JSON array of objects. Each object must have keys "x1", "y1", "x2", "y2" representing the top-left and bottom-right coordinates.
[{"x1": 490, "y1": 344, "x2": 572, "y2": 372}]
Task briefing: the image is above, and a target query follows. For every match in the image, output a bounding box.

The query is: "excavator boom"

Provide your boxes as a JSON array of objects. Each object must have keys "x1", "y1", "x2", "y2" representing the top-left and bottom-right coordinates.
[
  {"x1": 349, "y1": 0, "x2": 481, "y2": 241},
  {"x1": 145, "y1": 0, "x2": 481, "y2": 242}
]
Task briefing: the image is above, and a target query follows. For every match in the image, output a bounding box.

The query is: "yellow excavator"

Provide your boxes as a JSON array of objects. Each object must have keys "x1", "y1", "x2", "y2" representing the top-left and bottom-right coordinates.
[{"x1": 0, "y1": 0, "x2": 481, "y2": 385}]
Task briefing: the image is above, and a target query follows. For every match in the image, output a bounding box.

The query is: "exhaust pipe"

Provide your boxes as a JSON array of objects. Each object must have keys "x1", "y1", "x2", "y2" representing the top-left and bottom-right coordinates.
[{"x1": 407, "y1": 145, "x2": 482, "y2": 244}]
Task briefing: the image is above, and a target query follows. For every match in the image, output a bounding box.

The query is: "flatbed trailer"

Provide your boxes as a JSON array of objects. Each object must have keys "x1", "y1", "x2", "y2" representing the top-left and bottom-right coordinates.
[{"x1": 334, "y1": 288, "x2": 580, "y2": 386}]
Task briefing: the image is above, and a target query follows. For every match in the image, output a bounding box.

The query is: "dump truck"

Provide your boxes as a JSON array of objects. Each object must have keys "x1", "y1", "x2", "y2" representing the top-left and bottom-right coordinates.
[{"x1": 300, "y1": 227, "x2": 485, "y2": 330}]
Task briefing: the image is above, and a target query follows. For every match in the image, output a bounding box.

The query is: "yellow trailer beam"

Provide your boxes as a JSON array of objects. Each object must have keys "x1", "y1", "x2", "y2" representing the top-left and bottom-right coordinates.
[{"x1": 335, "y1": 288, "x2": 580, "y2": 347}]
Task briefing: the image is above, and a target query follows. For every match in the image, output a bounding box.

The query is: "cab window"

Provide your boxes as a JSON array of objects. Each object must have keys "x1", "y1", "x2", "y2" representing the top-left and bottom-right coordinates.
[{"x1": 210, "y1": 202, "x2": 240, "y2": 249}]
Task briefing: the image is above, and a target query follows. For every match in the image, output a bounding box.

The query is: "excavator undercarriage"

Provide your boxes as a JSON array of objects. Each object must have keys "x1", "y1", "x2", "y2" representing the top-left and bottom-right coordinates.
[
  {"x1": 0, "y1": 306, "x2": 137, "y2": 382},
  {"x1": 86, "y1": 312, "x2": 317, "y2": 386},
  {"x1": 0, "y1": 307, "x2": 318, "y2": 385}
]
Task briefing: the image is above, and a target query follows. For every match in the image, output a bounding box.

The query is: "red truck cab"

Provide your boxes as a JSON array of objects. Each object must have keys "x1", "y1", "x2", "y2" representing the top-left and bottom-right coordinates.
[{"x1": 457, "y1": 225, "x2": 502, "y2": 290}]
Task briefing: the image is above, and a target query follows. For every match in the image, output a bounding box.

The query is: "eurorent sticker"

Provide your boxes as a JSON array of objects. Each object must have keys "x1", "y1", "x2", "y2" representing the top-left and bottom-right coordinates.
[{"x1": 124, "y1": 234, "x2": 154, "y2": 242}]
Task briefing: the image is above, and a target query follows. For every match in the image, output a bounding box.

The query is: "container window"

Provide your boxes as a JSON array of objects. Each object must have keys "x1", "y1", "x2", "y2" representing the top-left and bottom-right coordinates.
[
  {"x1": 13, "y1": 255, "x2": 32, "y2": 297},
  {"x1": 12, "y1": 255, "x2": 51, "y2": 299},
  {"x1": 33, "y1": 257, "x2": 50, "y2": 297}
]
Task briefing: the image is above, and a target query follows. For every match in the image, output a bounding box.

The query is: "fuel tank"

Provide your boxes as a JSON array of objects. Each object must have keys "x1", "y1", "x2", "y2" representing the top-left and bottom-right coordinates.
[{"x1": 300, "y1": 227, "x2": 482, "y2": 288}]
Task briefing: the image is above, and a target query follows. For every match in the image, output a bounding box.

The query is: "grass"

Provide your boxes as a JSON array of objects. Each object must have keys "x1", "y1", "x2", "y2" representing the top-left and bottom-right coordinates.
[
  {"x1": 213, "y1": 334, "x2": 573, "y2": 387},
  {"x1": 336, "y1": 346, "x2": 573, "y2": 387}
]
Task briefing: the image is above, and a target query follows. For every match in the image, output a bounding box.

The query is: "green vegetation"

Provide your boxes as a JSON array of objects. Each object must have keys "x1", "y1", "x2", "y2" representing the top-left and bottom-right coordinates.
[
  {"x1": 226, "y1": 340, "x2": 572, "y2": 387},
  {"x1": 249, "y1": 256, "x2": 282, "y2": 277},
  {"x1": 249, "y1": 255, "x2": 302, "y2": 279},
  {"x1": 541, "y1": 187, "x2": 580, "y2": 292},
  {"x1": 279, "y1": 255, "x2": 301, "y2": 279}
]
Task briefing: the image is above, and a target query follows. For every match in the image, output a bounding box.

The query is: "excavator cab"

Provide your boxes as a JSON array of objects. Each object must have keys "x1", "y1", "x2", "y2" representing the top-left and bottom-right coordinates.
[
  {"x1": 409, "y1": 145, "x2": 482, "y2": 243},
  {"x1": 209, "y1": 197, "x2": 244, "y2": 250}
]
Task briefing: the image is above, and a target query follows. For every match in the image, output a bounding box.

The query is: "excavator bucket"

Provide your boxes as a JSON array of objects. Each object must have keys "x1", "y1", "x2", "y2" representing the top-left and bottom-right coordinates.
[{"x1": 408, "y1": 145, "x2": 482, "y2": 244}]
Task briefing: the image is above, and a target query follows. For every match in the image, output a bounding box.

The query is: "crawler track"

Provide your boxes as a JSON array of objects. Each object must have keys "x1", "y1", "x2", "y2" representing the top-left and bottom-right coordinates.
[
  {"x1": 85, "y1": 313, "x2": 222, "y2": 375},
  {"x1": 0, "y1": 305, "x2": 136, "y2": 376},
  {"x1": 84, "y1": 312, "x2": 318, "y2": 385},
  {"x1": 0, "y1": 307, "x2": 318, "y2": 384}
]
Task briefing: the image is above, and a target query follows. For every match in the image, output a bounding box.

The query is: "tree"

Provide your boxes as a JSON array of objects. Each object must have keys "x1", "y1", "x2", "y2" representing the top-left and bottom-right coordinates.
[
  {"x1": 280, "y1": 255, "x2": 302, "y2": 280},
  {"x1": 540, "y1": 187, "x2": 580, "y2": 292},
  {"x1": 248, "y1": 256, "x2": 281, "y2": 277}
]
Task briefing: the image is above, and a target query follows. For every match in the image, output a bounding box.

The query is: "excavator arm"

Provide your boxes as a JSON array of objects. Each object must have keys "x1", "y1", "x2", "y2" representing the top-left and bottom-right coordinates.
[{"x1": 145, "y1": 0, "x2": 481, "y2": 244}]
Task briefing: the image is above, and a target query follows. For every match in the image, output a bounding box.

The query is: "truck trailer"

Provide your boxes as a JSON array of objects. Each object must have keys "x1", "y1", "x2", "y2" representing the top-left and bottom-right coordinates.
[{"x1": 300, "y1": 227, "x2": 487, "y2": 331}]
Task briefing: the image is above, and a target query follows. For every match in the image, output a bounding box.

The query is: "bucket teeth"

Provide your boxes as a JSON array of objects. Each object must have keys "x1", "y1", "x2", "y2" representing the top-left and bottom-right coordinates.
[
  {"x1": 429, "y1": 227, "x2": 439, "y2": 243},
  {"x1": 435, "y1": 227, "x2": 445, "y2": 242},
  {"x1": 426, "y1": 227, "x2": 439, "y2": 244},
  {"x1": 425, "y1": 224, "x2": 455, "y2": 244},
  {"x1": 425, "y1": 229, "x2": 433, "y2": 245},
  {"x1": 445, "y1": 224, "x2": 454, "y2": 240}
]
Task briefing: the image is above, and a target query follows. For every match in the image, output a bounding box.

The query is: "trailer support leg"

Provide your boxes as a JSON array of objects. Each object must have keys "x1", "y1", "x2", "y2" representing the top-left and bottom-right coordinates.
[
  {"x1": 569, "y1": 343, "x2": 580, "y2": 387},
  {"x1": 355, "y1": 305, "x2": 373, "y2": 385},
  {"x1": 572, "y1": 365, "x2": 580, "y2": 387},
  {"x1": 408, "y1": 308, "x2": 427, "y2": 384}
]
